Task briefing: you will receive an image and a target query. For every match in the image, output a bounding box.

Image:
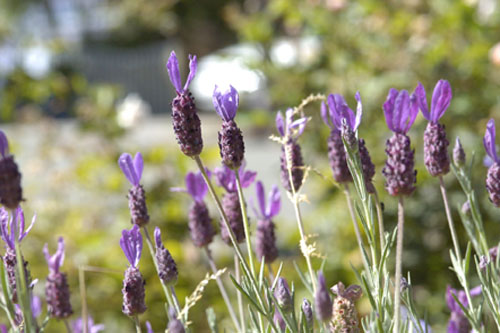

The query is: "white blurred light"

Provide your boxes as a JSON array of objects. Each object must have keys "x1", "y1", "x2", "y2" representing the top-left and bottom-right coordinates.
[
  {"x1": 117, "y1": 93, "x2": 151, "y2": 128},
  {"x1": 270, "y1": 38, "x2": 298, "y2": 67},
  {"x1": 22, "y1": 46, "x2": 52, "y2": 79}
]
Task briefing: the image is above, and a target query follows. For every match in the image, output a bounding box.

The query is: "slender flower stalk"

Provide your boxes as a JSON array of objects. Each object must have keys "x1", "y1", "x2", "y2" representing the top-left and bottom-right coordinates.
[
  {"x1": 381, "y1": 88, "x2": 418, "y2": 333},
  {"x1": 0, "y1": 131, "x2": 23, "y2": 209},
  {"x1": 44, "y1": 237, "x2": 73, "y2": 319},
  {"x1": 166, "y1": 51, "x2": 203, "y2": 156},
  {"x1": 118, "y1": 152, "x2": 150, "y2": 227}
]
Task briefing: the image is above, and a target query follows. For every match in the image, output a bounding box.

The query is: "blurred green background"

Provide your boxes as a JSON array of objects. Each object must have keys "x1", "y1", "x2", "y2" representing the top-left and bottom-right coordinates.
[{"x1": 1, "y1": 0, "x2": 500, "y2": 331}]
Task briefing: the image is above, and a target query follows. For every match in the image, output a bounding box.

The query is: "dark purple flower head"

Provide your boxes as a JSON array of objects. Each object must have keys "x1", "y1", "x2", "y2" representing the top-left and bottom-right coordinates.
[
  {"x1": 43, "y1": 237, "x2": 65, "y2": 274},
  {"x1": 484, "y1": 119, "x2": 499, "y2": 164},
  {"x1": 0, "y1": 131, "x2": 9, "y2": 158},
  {"x1": 255, "y1": 181, "x2": 280, "y2": 220},
  {"x1": 215, "y1": 162, "x2": 256, "y2": 193},
  {"x1": 415, "y1": 80, "x2": 452, "y2": 123},
  {"x1": 383, "y1": 88, "x2": 418, "y2": 134},
  {"x1": 167, "y1": 51, "x2": 197, "y2": 94},
  {"x1": 276, "y1": 108, "x2": 307, "y2": 140},
  {"x1": 120, "y1": 225, "x2": 143, "y2": 268},
  {"x1": 0, "y1": 207, "x2": 35, "y2": 251},
  {"x1": 72, "y1": 316, "x2": 105, "y2": 333},
  {"x1": 446, "y1": 286, "x2": 468, "y2": 315},
  {"x1": 302, "y1": 298, "x2": 313, "y2": 327},
  {"x1": 213, "y1": 85, "x2": 239, "y2": 122},
  {"x1": 118, "y1": 152, "x2": 144, "y2": 187},
  {"x1": 275, "y1": 277, "x2": 293, "y2": 313},
  {"x1": 323, "y1": 92, "x2": 362, "y2": 130},
  {"x1": 315, "y1": 271, "x2": 333, "y2": 321}
]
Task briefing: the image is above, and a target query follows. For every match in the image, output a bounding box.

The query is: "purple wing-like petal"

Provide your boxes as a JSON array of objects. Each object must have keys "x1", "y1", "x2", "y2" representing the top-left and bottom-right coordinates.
[
  {"x1": 0, "y1": 131, "x2": 8, "y2": 158},
  {"x1": 403, "y1": 93, "x2": 419, "y2": 134},
  {"x1": 393, "y1": 90, "x2": 409, "y2": 133},
  {"x1": 276, "y1": 111, "x2": 285, "y2": 137},
  {"x1": 212, "y1": 85, "x2": 238, "y2": 121},
  {"x1": 133, "y1": 153, "x2": 144, "y2": 182},
  {"x1": 414, "y1": 82, "x2": 430, "y2": 121},
  {"x1": 31, "y1": 295, "x2": 42, "y2": 318},
  {"x1": 383, "y1": 88, "x2": 398, "y2": 132},
  {"x1": 0, "y1": 208, "x2": 13, "y2": 250},
  {"x1": 212, "y1": 85, "x2": 224, "y2": 119},
  {"x1": 19, "y1": 212, "x2": 36, "y2": 242},
  {"x1": 167, "y1": 51, "x2": 182, "y2": 93},
  {"x1": 119, "y1": 153, "x2": 139, "y2": 186},
  {"x1": 132, "y1": 225, "x2": 143, "y2": 267},
  {"x1": 484, "y1": 119, "x2": 499, "y2": 163},
  {"x1": 154, "y1": 227, "x2": 162, "y2": 249},
  {"x1": 256, "y1": 181, "x2": 266, "y2": 217},
  {"x1": 285, "y1": 109, "x2": 294, "y2": 133},
  {"x1": 215, "y1": 165, "x2": 234, "y2": 192},
  {"x1": 146, "y1": 321, "x2": 153, "y2": 333},
  {"x1": 44, "y1": 237, "x2": 65, "y2": 273},
  {"x1": 266, "y1": 185, "x2": 281, "y2": 218},
  {"x1": 354, "y1": 92, "x2": 362, "y2": 130},
  {"x1": 183, "y1": 54, "x2": 197, "y2": 92},
  {"x1": 120, "y1": 229, "x2": 133, "y2": 266},
  {"x1": 193, "y1": 172, "x2": 208, "y2": 202},
  {"x1": 185, "y1": 172, "x2": 197, "y2": 200},
  {"x1": 240, "y1": 169, "x2": 257, "y2": 188},
  {"x1": 430, "y1": 79, "x2": 452, "y2": 122},
  {"x1": 320, "y1": 102, "x2": 331, "y2": 128}
]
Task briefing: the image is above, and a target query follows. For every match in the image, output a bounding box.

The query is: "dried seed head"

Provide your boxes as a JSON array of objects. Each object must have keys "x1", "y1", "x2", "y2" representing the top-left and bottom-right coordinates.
[
  {"x1": 382, "y1": 133, "x2": 417, "y2": 196},
  {"x1": 188, "y1": 201, "x2": 216, "y2": 248},
  {"x1": 424, "y1": 121, "x2": 450, "y2": 177},
  {"x1": 280, "y1": 139, "x2": 305, "y2": 192}
]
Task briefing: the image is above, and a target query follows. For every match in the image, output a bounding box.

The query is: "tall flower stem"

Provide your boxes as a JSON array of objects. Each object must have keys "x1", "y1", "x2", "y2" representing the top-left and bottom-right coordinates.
[
  {"x1": 142, "y1": 227, "x2": 179, "y2": 316},
  {"x1": 234, "y1": 254, "x2": 245, "y2": 332},
  {"x1": 343, "y1": 185, "x2": 370, "y2": 273},
  {"x1": 234, "y1": 171, "x2": 256, "y2": 276},
  {"x1": 64, "y1": 319, "x2": 72, "y2": 333},
  {"x1": 79, "y1": 266, "x2": 88, "y2": 333},
  {"x1": 204, "y1": 247, "x2": 241, "y2": 331},
  {"x1": 393, "y1": 197, "x2": 405, "y2": 333},
  {"x1": 374, "y1": 190, "x2": 385, "y2": 250},
  {"x1": 133, "y1": 315, "x2": 142, "y2": 333},
  {"x1": 439, "y1": 176, "x2": 461, "y2": 258},
  {"x1": 284, "y1": 144, "x2": 317, "y2": 293}
]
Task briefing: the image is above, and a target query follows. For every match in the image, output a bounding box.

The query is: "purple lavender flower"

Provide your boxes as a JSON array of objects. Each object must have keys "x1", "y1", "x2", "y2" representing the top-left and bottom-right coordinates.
[
  {"x1": 215, "y1": 164, "x2": 256, "y2": 244},
  {"x1": 120, "y1": 225, "x2": 147, "y2": 316},
  {"x1": 275, "y1": 278, "x2": 293, "y2": 313},
  {"x1": 167, "y1": 51, "x2": 203, "y2": 156},
  {"x1": 274, "y1": 307, "x2": 286, "y2": 331},
  {"x1": 167, "y1": 307, "x2": 185, "y2": 333},
  {"x1": 415, "y1": 81, "x2": 452, "y2": 177},
  {"x1": 172, "y1": 170, "x2": 216, "y2": 247},
  {"x1": 446, "y1": 286, "x2": 473, "y2": 333},
  {"x1": 276, "y1": 109, "x2": 307, "y2": 192},
  {"x1": 119, "y1": 152, "x2": 150, "y2": 227},
  {"x1": 0, "y1": 207, "x2": 35, "y2": 302},
  {"x1": 484, "y1": 119, "x2": 500, "y2": 207},
  {"x1": 154, "y1": 227, "x2": 178, "y2": 286},
  {"x1": 72, "y1": 315, "x2": 105, "y2": 333},
  {"x1": 315, "y1": 271, "x2": 333, "y2": 322},
  {"x1": 254, "y1": 181, "x2": 280, "y2": 263},
  {"x1": 382, "y1": 88, "x2": 418, "y2": 196},
  {"x1": 453, "y1": 137, "x2": 466, "y2": 167},
  {"x1": 0, "y1": 131, "x2": 23, "y2": 209},
  {"x1": 44, "y1": 237, "x2": 73, "y2": 319},
  {"x1": 213, "y1": 85, "x2": 245, "y2": 169},
  {"x1": 301, "y1": 298, "x2": 313, "y2": 328}
]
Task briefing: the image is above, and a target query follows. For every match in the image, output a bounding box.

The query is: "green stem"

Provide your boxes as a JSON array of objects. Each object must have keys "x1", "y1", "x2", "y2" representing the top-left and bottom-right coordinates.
[
  {"x1": 373, "y1": 190, "x2": 385, "y2": 250},
  {"x1": 393, "y1": 197, "x2": 404, "y2": 333},
  {"x1": 439, "y1": 176, "x2": 462, "y2": 258},
  {"x1": 78, "y1": 266, "x2": 88, "y2": 333},
  {"x1": 133, "y1": 315, "x2": 142, "y2": 333},
  {"x1": 64, "y1": 319, "x2": 72, "y2": 333},
  {"x1": 235, "y1": 254, "x2": 245, "y2": 332},
  {"x1": 234, "y1": 171, "x2": 256, "y2": 276},
  {"x1": 205, "y1": 247, "x2": 241, "y2": 331}
]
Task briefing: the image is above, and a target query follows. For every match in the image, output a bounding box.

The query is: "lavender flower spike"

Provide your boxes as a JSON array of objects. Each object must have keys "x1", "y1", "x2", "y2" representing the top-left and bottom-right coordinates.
[
  {"x1": 154, "y1": 227, "x2": 178, "y2": 286},
  {"x1": 446, "y1": 286, "x2": 471, "y2": 333},
  {"x1": 315, "y1": 271, "x2": 333, "y2": 322},
  {"x1": 44, "y1": 237, "x2": 73, "y2": 319},
  {"x1": 215, "y1": 163, "x2": 257, "y2": 193},
  {"x1": 382, "y1": 89, "x2": 418, "y2": 196},
  {"x1": 214, "y1": 85, "x2": 245, "y2": 169},
  {"x1": 484, "y1": 119, "x2": 500, "y2": 206},
  {"x1": 0, "y1": 130, "x2": 23, "y2": 209},
  {"x1": 167, "y1": 51, "x2": 203, "y2": 156},
  {"x1": 72, "y1": 315, "x2": 105, "y2": 333},
  {"x1": 301, "y1": 299, "x2": 313, "y2": 328},
  {"x1": 275, "y1": 278, "x2": 292, "y2": 313},
  {"x1": 325, "y1": 92, "x2": 362, "y2": 131},
  {"x1": 416, "y1": 81, "x2": 452, "y2": 176},
  {"x1": 277, "y1": 109, "x2": 307, "y2": 192},
  {"x1": 120, "y1": 225, "x2": 147, "y2": 316},
  {"x1": 254, "y1": 181, "x2": 280, "y2": 263},
  {"x1": 119, "y1": 152, "x2": 150, "y2": 227}
]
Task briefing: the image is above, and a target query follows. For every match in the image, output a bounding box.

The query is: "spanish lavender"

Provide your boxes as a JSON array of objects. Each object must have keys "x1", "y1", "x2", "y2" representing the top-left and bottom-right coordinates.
[
  {"x1": 120, "y1": 225, "x2": 147, "y2": 316},
  {"x1": 44, "y1": 237, "x2": 73, "y2": 319},
  {"x1": 0, "y1": 131, "x2": 22, "y2": 209},
  {"x1": 174, "y1": 171, "x2": 216, "y2": 247},
  {"x1": 0, "y1": 207, "x2": 35, "y2": 302},
  {"x1": 213, "y1": 85, "x2": 245, "y2": 170},
  {"x1": 275, "y1": 278, "x2": 293, "y2": 313},
  {"x1": 167, "y1": 51, "x2": 203, "y2": 156},
  {"x1": 154, "y1": 227, "x2": 178, "y2": 286},
  {"x1": 446, "y1": 286, "x2": 482, "y2": 333},
  {"x1": 382, "y1": 88, "x2": 418, "y2": 196},
  {"x1": 330, "y1": 282, "x2": 362, "y2": 333},
  {"x1": 315, "y1": 271, "x2": 333, "y2": 322},
  {"x1": 167, "y1": 307, "x2": 185, "y2": 333},
  {"x1": 71, "y1": 315, "x2": 105, "y2": 333},
  {"x1": 276, "y1": 109, "x2": 307, "y2": 192},
  {"x1": 483, "y1": 119, "x2": 500, "y2": 207},
  {"x1": 415, "y1": 80, "x2": 452, "y2": 177},
  {"x1": 302, "y1": 298, "x2": 313, "y2": 328},
  {"x1": 254, "y1": 181, "x2": 280, "y2": 264},
  {"x1": 119, "y1": 152, "x2": 150, "y2": 227},
  {"x1": 453, "y1": 137, "x2": 466, "y2": 167},
  {"x1": 215, "y1": 163, "x2": 256, "y2": 244}
]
